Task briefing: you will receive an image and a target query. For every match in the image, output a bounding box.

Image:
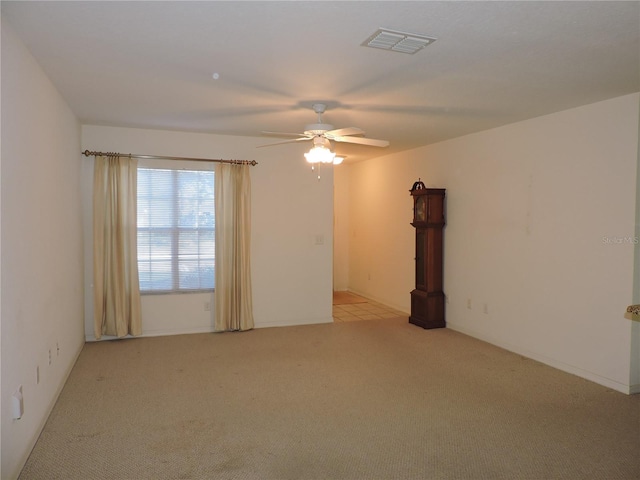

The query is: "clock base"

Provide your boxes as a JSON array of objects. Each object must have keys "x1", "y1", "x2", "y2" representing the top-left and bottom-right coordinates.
[{"x1": 409, "y1": 289, "x2": 445, "y2": 329}]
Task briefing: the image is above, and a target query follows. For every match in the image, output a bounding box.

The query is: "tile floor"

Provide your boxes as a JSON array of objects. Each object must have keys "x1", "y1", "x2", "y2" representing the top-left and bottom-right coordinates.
[{"x1": 333, "y1": 296, "x2": 408, "y2": 323}]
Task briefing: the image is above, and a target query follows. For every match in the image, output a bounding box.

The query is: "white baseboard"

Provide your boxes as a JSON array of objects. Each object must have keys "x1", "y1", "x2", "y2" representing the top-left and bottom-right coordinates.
[
  {"x1": 85, "y1": 325, "x2": 214, "y2": 342},
  {"x1": 447, "y1": 321, "x2": 635, "y2": 395},
  {"x1": 85, "y1": 317, "x2": 335, "y2": 342},
  {"x1": 255, "y1": 317, "x2": 334, "y2": 329}
]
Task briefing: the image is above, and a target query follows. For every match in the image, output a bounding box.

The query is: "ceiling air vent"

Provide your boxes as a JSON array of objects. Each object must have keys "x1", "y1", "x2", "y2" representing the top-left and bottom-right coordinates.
[{"x1": 362, "y1": 28, "x2": 436, "y2": 54}]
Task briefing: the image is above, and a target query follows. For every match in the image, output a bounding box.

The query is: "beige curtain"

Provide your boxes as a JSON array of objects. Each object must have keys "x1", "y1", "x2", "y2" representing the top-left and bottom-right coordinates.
[
  {"x1": 214, "y1": 163, "x2": 254, "y2": 331},
  {"x1": 93, "y1": 155, "x2": 142, "y2": 339}
]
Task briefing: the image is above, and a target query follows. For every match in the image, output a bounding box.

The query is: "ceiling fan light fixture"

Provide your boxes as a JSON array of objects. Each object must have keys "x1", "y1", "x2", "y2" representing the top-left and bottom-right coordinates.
[
  {"x1": 305, "y1": 136, "x2": 335, "y2": 163},
  {"x1": 305, "y1": 146, "x2": 336, "y2": 164}
]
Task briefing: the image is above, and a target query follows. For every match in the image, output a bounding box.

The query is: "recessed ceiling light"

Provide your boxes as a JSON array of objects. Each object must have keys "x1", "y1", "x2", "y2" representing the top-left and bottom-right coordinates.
[{"x1": 362, "y1": 28, "x2": 437, "y2": 54}]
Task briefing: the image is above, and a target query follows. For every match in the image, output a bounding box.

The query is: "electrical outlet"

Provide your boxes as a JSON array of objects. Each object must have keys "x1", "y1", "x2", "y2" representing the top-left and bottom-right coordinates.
[
  {"x1": 204, "y1": 301, "x2": 211, "y2": 312},
  {"x1": 48, "y1": 349, "x2": 52, "y2": 365}
]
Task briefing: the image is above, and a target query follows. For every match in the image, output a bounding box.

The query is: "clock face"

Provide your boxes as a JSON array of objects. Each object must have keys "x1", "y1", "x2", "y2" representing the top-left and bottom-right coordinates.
[{"x1": 415, "y1": 196, "x2": 427, "y2": 221}]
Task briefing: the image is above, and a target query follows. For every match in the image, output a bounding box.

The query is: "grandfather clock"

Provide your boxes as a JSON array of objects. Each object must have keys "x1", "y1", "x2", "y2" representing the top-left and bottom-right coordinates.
[{"x1": 409, "y1": 181, "x2": 445, "y2": 329}]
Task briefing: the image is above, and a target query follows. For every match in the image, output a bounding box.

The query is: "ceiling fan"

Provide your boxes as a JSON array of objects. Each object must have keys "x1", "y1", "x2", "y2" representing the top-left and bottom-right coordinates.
[{"x1": 258, "y1": 103, "x2": 389, "y2": 163}]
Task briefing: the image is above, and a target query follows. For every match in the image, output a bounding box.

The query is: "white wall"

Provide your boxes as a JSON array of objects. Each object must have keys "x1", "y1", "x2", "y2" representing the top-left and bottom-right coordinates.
[
  {"x1": 345, "y1": 155, "x2": 415, "y2": 313},
  {"x1": 341, "y1": 94, "x2": 639, "y2": 393},
  {"x1": 81, "y1": 125, "x2": 334, "y2": 340},
  {"x1": 631, "y1": 102, "x2": 640, "y2": 390},
  {"x1": 1, "y1": 19, "x2": 85, "y2": 479},
  {"x1": 333, "y1": 165, "x2": 349, "y2": 291}
]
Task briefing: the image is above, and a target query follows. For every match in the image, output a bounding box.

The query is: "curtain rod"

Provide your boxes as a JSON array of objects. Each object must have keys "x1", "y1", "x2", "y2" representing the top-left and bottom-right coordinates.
[{"x1": 82, "y1": 150, "x2": 258, "y2": 166}]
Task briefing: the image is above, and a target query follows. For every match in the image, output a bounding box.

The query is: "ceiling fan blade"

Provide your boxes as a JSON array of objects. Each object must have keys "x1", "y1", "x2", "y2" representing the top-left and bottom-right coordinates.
[
  {"x1": 261, "y1": 131, "x2": 311, "y2": 138},
  {"x1": 256, "y1": 137, "x2": 312, "y2": 148},
  {"x1": 324, "y1": 127, "x2": 365, "y2": 137},
  {"x1": 332, "y1": 136, "x2": 389, "y2": 147}
]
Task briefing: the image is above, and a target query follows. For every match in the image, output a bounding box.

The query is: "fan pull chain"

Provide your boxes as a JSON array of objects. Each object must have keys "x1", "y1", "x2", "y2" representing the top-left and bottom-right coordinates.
[{"x1": 312, "y1": 163, "x2": 322, "y2": 181}]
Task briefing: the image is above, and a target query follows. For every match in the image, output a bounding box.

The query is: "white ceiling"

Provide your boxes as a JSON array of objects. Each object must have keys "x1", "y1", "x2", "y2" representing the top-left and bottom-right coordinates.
[{"x1": 3, "y1": 1, "x2": 639, "y2": 163}]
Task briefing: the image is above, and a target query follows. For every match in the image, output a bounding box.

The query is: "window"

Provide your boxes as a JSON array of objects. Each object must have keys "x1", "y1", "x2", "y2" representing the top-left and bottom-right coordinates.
[{"x1": 137, "y1": 167, "x2": 215, "y2": 293}]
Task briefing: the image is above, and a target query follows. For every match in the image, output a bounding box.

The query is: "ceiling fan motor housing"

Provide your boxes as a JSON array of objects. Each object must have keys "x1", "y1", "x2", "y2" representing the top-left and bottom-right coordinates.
[
  {"x1": 311, "y1": 136, "x2": 331, "y2": 149},
  {"x1": 305, "y1": 103, "x2": 332, "y2": 134},
  {"x1": 304, "y1": 123, "x2": 334, "y2": 135}
]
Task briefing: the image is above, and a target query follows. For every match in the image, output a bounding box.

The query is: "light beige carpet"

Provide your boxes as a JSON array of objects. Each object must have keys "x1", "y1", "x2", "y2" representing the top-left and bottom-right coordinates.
[
  {"x1": 333, "y1": 291, "x2": 368, "y2": 305},
  {"x1": 19, "y1": 318, "x2": 640, "y2": 479}
]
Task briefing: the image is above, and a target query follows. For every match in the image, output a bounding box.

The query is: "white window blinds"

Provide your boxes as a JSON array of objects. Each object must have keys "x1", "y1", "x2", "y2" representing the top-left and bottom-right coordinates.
[{"x1": 137, "y1": 167, "x2": 215, "y2": 293}]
